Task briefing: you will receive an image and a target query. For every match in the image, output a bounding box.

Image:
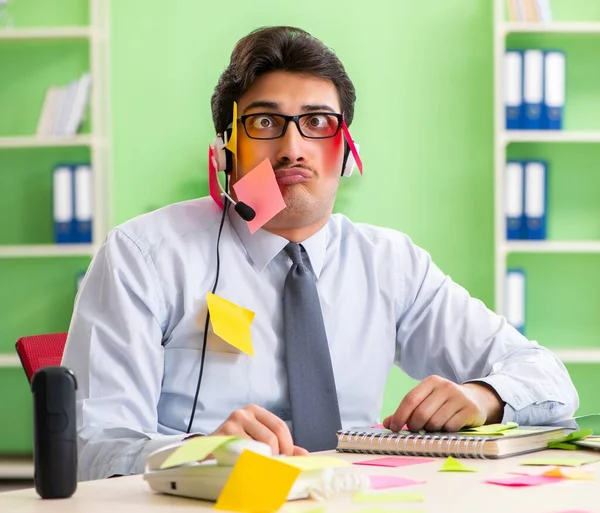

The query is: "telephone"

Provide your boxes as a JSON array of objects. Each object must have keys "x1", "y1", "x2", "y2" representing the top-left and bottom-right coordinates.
[{"x1": 143, "y1": 438, "x2": 369, "y2": 502}]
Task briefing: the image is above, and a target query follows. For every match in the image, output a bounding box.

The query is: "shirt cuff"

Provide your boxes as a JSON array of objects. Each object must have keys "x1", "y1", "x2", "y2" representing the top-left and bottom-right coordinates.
[{"x1": 465, "y1": 373, "x2": 536, "y2": 424}]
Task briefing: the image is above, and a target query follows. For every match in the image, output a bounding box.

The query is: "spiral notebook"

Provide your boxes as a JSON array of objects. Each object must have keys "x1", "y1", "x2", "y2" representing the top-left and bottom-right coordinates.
[{"x1": 336, "y1": 425, "x2": 567, "y2": 459}]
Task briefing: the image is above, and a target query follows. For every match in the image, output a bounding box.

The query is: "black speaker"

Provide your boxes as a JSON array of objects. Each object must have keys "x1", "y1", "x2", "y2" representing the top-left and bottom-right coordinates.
[{"x1": 31, "y1": 366, "x2": 78, "y2": 499}]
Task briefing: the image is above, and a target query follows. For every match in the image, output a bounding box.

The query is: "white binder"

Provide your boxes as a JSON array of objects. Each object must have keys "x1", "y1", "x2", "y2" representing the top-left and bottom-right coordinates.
[
  {"x1": 524, "y1": 161, "x2": 547, "y2": 239},
  {"x1": 505, "y1": 161, "x2": 525, "y2": 239},
  {"x1": 504, "y1": 51, "x2": 523, "y2": 129},
  {"x1": 505, "y1": 269, "x2": 526, "y2": 334},
  {"x1": 544, "y1": 51, "x2": 565, "y2": 129},
  {"x1": 523, "y1": 50, "x2": 544, "y2": 129},
  {"x1": 74, "y1": 165, "x2": 93, "y2": 243},
  {"x1": 53, "y1": 165, "x2": 74, "y2": 243}
]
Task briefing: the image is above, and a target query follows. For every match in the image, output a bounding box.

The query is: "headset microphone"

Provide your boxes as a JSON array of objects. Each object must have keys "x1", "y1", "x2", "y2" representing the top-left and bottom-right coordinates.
[{"x1": 210, "y1": 152, "x2": 256, "y2": 221}]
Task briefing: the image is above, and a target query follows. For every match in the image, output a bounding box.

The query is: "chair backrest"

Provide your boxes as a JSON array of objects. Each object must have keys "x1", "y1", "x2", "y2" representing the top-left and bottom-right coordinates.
[{"x1": 15, "y1": 332, "x2": 68, "y2": 382}]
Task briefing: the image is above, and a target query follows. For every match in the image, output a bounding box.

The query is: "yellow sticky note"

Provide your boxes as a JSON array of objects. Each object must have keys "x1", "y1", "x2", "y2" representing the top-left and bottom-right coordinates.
[
  {"x1": 279, "y1": 455, "x2": 350, "y2": 471},
  {"x1": 542, "y1": 466, "x2": 595, "y2": 480},
  {"x1": 225, "y1": 101, "x2": 238, "y2": 156},
  {"x1": 355, "y1": 510, "x2": 425, "y2": 513},
  {"x1": 353, "y1": 491, "x2": 425, "y2": 504},
  {"x1": 207, "y1": 292, "x2": 254, "y2": 355},
  {"x1": 215, "y1": 450, "x2": 301, "y2": 512},
  {"x1": 520, "y1": 456, "x2": 600, "y2": 467},
  {"x1": 438, "y1": 456, "x2": 477, "y2": 472},
  {"x1": 160, "y1": 435, "x2": 238, "y2": 469},
  {"x1": 460, "y1": 422, "x2": 518, "y2": 436}
]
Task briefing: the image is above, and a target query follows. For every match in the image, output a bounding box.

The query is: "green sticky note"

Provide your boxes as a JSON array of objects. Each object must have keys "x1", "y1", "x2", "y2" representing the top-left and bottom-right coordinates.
[
  {"x1": 547, "y1": 441, "x2": 580, "y2": 451},
  {"x1": 520, "y1": 456, "x2": 600, "y2": 467},
  {"x1": 160, "y1": 435, "x2": 239, "y2": 469},
  {"x1": 353, "y1": 491, "x2": 425, "y2": 504},
  {"x1": 459, "y1": 422, "x2": 518, "y2": 436},
  {"x1": 438, "y1": 456, "x2": 477, "y2": 472},
  {"x1": 555, "y1": 429, "x2": 593, "y2": 444},
  {"x1": 574, "y1": 413, "x2": 600, "y2": 435}
]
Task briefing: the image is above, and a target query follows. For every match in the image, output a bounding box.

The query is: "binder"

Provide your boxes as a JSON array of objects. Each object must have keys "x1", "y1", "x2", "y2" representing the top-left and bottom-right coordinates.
[
  {"x1": 505, "y1": 161, "x2": 525, "y2": 240},
  {"x1": 524, "y1": 161, "x2": 548, "y2": 239},
  {"x1": 543, "y1": 51, "x2": 565, "y2": 130},
  {"x1": 52, "y1": 165, "x2": 74, "y2": 244},
  {"x1": 522, "y1": 50, "x2": 544, "y2": 129},
  {"x1": 73, "y1": 164, "x2": 93, "y2": 243},
  {"x1": 505, "y1": 268, "x2": 526, "y2": 335},
  {"x1": 504, "y1": 51, "x2": 523, "y2": 130}
]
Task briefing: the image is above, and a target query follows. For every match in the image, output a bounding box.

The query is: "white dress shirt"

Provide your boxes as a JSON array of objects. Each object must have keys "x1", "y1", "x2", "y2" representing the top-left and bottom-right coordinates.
[{"x1": 62, "y1": 196, "x2": 578, "y2": 481}]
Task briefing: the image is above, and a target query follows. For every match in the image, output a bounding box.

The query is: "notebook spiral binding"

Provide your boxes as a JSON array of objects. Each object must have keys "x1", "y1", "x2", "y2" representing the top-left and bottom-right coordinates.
[{"x1": 336, "y1": 430, "x2": 488, "y2": 459}]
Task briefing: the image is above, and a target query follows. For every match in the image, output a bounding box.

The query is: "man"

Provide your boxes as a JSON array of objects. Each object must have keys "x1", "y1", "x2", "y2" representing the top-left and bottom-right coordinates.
[{"x1": 62, "y1": 25, "x2": 578, "y2": 481}]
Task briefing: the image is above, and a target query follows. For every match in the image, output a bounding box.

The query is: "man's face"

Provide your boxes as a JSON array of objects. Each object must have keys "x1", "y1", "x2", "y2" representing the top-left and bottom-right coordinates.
[{"x1": 233, "y1": 70, "x2": 345, "y2": 232}]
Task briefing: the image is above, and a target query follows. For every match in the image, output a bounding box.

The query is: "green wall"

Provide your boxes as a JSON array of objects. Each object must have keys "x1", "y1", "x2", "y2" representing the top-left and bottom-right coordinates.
[{"x1": 1, "y1": 0, "x2": 600, "y2": 453}]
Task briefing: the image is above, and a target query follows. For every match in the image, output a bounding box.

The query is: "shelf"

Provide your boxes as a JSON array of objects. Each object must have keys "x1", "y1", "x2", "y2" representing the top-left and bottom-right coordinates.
[
  {"x1": 0, "y1": 135, "x2": 93, "y2": 149},
  {"x1": 0, "y1": 244, "x2": 95, "y2": 259},
  {"x1": 0, "y1": 457, "x2": 33, "y2": 480},
  {"x1": 0, "y1": 355, "x2": 19, "y2": 368},
  {"x1": 502, "y1": 241, "x2": 600, "y2": 254},
  {"x1": 552, "y1": 349, "x2": 600, "y2": 364},
  {"x1": 502, "y1": 131, "x2": 600, "y2": 144},
  {"x1": 0, "y1": 27, "x2": 91, "y2": 40},
  {"x1": 503, "y1": 22, "x2": 600, "y2": 35}
]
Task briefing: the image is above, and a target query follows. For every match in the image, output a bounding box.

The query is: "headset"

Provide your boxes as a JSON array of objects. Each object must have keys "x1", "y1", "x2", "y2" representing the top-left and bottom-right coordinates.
[{"x1": 185, "y1": 119, "x2": 360, "y2": 434}]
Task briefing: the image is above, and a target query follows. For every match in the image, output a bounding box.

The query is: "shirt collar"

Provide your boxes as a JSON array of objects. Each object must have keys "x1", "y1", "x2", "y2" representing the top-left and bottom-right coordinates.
[{"x1": 228, "y1": 204, "x2": 328, "y2": 278}]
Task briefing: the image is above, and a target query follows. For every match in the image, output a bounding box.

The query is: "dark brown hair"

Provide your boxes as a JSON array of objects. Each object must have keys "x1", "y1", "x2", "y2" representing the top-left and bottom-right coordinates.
[{"x1": 211, "y1": 26, "x2": 356, "y2": 134}]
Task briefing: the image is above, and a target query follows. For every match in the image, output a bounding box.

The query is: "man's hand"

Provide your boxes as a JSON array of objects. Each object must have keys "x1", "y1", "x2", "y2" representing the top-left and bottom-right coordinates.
[
  {"x1": 382, "y1": 375, "x2": 504, "y2": 433},
  {"x1": 211, "y1": 404, "x2": 308, "y2": 456}
]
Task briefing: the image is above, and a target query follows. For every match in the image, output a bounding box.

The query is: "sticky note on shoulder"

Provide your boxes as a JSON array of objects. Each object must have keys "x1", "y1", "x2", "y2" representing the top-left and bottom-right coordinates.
[{"x1": 206, "y1": 292, "x2": 255, "y2": 355}]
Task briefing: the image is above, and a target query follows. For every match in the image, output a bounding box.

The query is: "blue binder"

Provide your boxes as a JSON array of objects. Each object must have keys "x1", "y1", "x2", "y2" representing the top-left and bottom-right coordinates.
[
  {"x1": 524, "y1": 161, "x2": 548, "y2": 240},
  {"x1": 52, "y1": 164, "x2": 75, "y2": 244},
  {"x1": 505, "y1": 161, "x2": 526, "y2": 240},
  {"x1": 542, "y1": 50, "x2": 565, "y2": 130},
  {"x1": 504, "y1": 51, "x2": 523, "y2": 130},
  {"x1": 522, "y1": 50, "x2": 544, "y2": 130}
]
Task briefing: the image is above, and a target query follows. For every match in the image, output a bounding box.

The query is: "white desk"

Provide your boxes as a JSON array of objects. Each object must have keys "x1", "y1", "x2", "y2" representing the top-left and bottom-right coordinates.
[{"x1": 0, "y1": 449, "x2": 598, "y2": 513}]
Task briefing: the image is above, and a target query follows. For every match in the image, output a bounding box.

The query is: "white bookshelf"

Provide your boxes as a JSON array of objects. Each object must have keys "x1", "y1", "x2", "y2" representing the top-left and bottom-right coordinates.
[
  {"x1": 0, "y1": 244, "x2": 96, "y2": 259},
  {"x1": 0, "y1": 135, "x2": 93, "y2": 148},
  {"x1": 493, "y1": 0, "x2": 600, "y2": 364},
  {"x1": 0, "y1": 26, "x2": 92, "y2": 40},
  {"x1": 0, "y1": 0, "x2": 111, "y2": 478},
  {"x1": 503, "y1": 22, "x2": 600, "y2": 35}
]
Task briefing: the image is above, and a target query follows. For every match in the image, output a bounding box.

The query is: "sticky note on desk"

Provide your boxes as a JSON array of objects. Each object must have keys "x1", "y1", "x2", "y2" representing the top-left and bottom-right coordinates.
[
  {"x1": 353, "y1": 491, "x2": 425, "y2": 504},
  {"x1": 542, "y1": 466, "x2": 595, "y2": 481},
  {"x1": 369, "y1": 475, "x2": 425, "y2": 490},
  {"x1": 520, "y1": 456, "x2": 600, "y2": 467},
  {"x1": 215, "y1": 450, "x2": 300, "y2": 512},
  {"x1": 279, "y1": 455, "x2": 350, "y2": 471},
  {"x1": 206, "y1": 292, "x2": 255, "y2": 355},
  {"x1": 354, "y1": 456, "x2": 433, "y2": 468},
  {"x1": 438, "y1": 456, "x2": 477, "y2": 472},
  {"x1": 485, "y1": 475, "x2": 563, "y2": 487},
  {"x1": 160, "y1": 435, "x2": 238, "y2": 469}
]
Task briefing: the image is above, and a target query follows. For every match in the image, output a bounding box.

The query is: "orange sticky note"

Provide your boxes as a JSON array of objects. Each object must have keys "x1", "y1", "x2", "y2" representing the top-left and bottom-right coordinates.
[
  {"x1": 232, "y1": 158, "x2": 286, "y2": 234},
  {"x1": 215, "y1": 450, "x2": 301, "y2": 512},
  {"x1": 225, "y1": 101, "x2": 238, "y2": 156},
  {"x1": 206, "y1": 292, "x2": 254, "y2": 355}
]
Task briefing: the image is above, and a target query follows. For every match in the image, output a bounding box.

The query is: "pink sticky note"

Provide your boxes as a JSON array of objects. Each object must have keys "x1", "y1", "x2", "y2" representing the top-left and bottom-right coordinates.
[
  {"x1": 208, "y1": 145, "x2": 224, "y2": 210},
  {"x1": 484, "y1": 475, "x2": 564, "y2": 487},
  {"x1": 232, "y1": 158, "x2": 286, "y2": 234},
  {"x1": 341, "y1": 119, "x2": 363, "y2": 175},
  {"x1": 369, "y1": 475, "x2": 425, "y2": 490},
  {"x1": 354, "y1": 457, "x2": 434, "y2": 468},
  {"x1": 370, "y1": 423, "x2": 410, "y2": 430}
]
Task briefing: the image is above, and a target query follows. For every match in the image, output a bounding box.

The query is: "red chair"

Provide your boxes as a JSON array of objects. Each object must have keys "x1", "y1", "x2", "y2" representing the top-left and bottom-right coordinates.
[{"x1": 15, "y1": 332, "x2": 68, "y2": 382}]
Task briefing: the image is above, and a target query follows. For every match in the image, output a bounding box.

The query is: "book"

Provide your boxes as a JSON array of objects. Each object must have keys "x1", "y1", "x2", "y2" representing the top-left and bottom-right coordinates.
[{"x1": 336, "y1": 425, "x2": 566, "y2": 459}]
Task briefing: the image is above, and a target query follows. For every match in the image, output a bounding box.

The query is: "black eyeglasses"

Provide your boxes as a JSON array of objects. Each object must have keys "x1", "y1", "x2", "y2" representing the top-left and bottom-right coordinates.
[{"x1": 238, "y1": 112, "x2": 343, "y2": 140}]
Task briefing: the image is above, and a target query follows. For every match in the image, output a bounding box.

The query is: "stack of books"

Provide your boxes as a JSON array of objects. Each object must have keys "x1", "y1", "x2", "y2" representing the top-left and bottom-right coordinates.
[
  {"x1": 36, "y1": 72, "x2": 92, "y2": 137},
  {"x1": 506, "y1": 0, "x2": 552, "y2": 22}
]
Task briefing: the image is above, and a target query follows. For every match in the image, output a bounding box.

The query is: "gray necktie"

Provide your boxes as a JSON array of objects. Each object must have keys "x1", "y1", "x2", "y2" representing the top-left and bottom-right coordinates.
[{"x1": 282, "y1": 242, "x2": 342, "y2": 452}]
